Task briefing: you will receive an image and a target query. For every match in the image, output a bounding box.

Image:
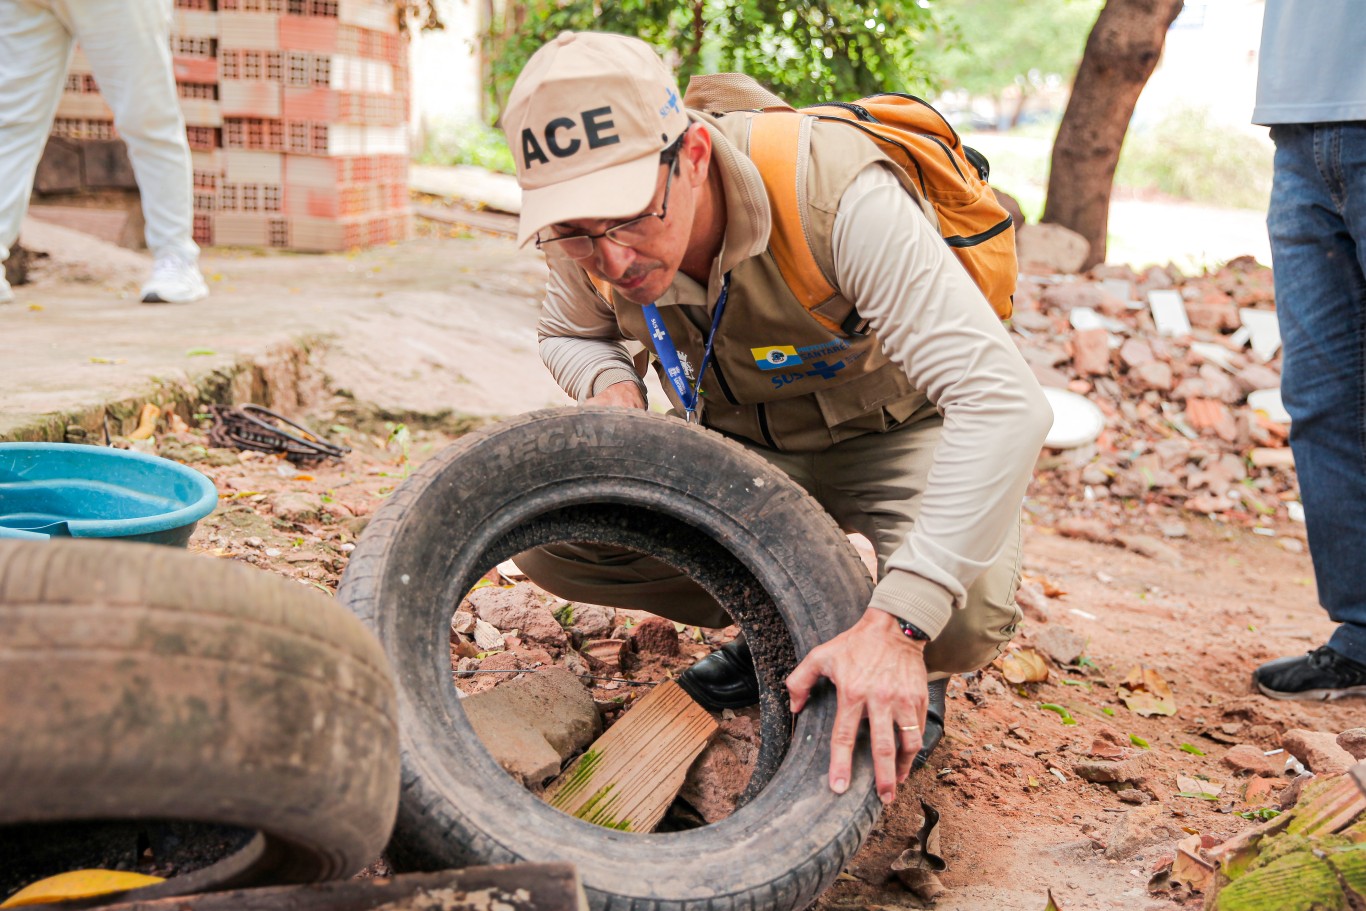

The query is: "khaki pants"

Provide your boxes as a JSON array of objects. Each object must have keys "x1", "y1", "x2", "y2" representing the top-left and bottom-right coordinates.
[{"x1": 515, "y1": 413, "x2": 1023, "y2": 679}]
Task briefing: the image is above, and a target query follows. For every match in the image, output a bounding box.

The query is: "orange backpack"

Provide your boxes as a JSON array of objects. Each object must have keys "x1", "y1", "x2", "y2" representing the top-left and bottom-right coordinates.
[{"x1": 686, "y1": 74, "x2": 1016, "y2": 329}]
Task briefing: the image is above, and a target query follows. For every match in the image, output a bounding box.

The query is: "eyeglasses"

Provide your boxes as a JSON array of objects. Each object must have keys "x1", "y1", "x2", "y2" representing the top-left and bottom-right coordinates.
[{"x1": 536, "y1": 159, "x2": 677, "y2": 261}]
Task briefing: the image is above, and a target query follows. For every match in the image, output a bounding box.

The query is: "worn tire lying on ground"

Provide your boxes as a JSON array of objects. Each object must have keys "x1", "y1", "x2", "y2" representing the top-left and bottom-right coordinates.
[
  {"x1": 339, "y1": 407, "x2": 880, "y2": 911},
  {"x1": 0, "y1": 540, "x2": 400, "y2": 900}
]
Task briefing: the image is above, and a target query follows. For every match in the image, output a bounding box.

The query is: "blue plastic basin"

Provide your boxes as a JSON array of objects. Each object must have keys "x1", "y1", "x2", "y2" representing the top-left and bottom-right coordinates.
[{"x1": 0, "y1": 443, "x2": 218, "y2": 547}]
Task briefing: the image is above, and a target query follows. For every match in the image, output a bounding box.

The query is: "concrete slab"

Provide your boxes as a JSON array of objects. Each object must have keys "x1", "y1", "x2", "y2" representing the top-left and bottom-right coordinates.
[
  {"x1": 410, "y1": 163, "x2": 522, "y2": 214},
  {"x1": 0, "y1": 216, "x2": 570, "y2": 442}
]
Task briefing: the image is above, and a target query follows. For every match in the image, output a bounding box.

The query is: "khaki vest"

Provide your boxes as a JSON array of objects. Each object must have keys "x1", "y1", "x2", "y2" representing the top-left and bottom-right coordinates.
[{"x1": 596, "y1": 114, "x2": 930, "y2": 452}]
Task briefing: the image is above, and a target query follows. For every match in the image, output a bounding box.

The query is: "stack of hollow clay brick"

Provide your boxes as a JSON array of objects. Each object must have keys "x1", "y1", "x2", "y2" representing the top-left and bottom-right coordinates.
[{"x1": 51, "y1": 0, "x2": 410, "y2": 253}]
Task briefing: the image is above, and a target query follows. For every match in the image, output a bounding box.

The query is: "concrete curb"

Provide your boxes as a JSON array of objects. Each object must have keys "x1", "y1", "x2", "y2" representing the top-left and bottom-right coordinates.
[{"x1": 1, "y1": 337, "x2": 325, "y2": 444}]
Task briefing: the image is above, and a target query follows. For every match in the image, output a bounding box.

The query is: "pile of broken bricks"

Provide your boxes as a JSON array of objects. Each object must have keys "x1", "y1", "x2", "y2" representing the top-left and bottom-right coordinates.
[{"x1": 1010, "y1": 248, "x2": 1299, "y2": 540}]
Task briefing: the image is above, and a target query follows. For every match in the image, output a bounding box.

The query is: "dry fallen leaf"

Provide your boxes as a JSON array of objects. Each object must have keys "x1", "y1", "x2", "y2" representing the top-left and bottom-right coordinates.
[
  {"x1": 995, "y1": 647, "x2": 1050, "y2": 684},
  {"x1": 1022, "y1": 574, "x2": 1069, "y2": 598},
  {"x1": 1117, "y1": 665, "x2": 1177, "y2": 716},
  {"x1": 497, "y1": 558, "x2": 528, "y2": 581},
  {"x1": 1169, "y1": 833, "x2": 1216, "y2": 892},
  {"x1": 473, "y1": 618, "x2": 505, "y2": 651},
  {"x1": 891, "y1": 801, "x2": 947, "y2": 902},
  {"x1": 127, "y1": 402, "x2": 161, "y2": 441},
  {"x1": 1176, "y1": 775, "x2": 1223, "y2": 798}
]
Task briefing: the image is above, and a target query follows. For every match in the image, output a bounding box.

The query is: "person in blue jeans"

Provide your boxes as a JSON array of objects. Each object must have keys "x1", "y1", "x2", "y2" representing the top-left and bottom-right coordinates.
[{"x1": 1250, "y1": 0, "x2": 1366, "y2": 700}]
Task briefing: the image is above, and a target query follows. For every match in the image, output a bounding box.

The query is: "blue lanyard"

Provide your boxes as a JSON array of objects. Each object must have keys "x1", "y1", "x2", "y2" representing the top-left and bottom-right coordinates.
[{"x1": 641, "y1": 273, "x2": 731, "y2": 424}]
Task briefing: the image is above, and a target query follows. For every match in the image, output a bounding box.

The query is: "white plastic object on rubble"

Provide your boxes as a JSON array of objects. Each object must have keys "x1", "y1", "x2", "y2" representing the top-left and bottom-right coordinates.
[
  {"x1": 1239, "y1": 308, "x2": 1282, "y2": 361},
  {"x1": 1069, "y1": 307, "x2": 1127, "y2": 334},
  {"x1": 1100, "y1": 278, "x2": 1137, "y2": 307},
  {"x1": 1188, "y1": 341, "x2": 1238, "y2": 372},
  {"x1": 1069, "y1": 306, "x2": 1103, "y2": 330},
  {"x1": 1041, "y1": 387, "x2": 1106, "y2": 449},
  {"x1": 1247, "y1": 388, "x2": 1291, "y2": 424},
  {"x1": 1147, "y1": 290, "x2": 1192, "y2": 337}
]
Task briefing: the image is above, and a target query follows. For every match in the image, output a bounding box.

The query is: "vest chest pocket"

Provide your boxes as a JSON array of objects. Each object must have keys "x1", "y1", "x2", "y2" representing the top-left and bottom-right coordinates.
[{"x1": 813, "y1": 365, "x2": 921, "y2": 428}]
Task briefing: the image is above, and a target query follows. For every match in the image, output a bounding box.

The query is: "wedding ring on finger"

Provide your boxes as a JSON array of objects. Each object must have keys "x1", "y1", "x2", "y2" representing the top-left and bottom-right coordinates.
[{"x1": 898, "y1": 723, "x2": 920, "y2": 732}]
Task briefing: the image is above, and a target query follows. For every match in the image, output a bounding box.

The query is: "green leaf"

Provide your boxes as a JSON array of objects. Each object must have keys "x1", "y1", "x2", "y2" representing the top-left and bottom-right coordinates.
[
  {"x1": 1039, "y1": 703, "x2": 1077, "y2": 725},
  {"x1": 186, "y1": 347, "x2": 215, "y2": 357},
  {"x1": 1236, "y1": 807, "x2": 1281, "y2": 821},
  {"x1": 1101, "y1": 707, "x2": 1115, "y2": 716},
  {"x1": 1179, "y1": 743, "x2": 1206, "y2": 756},
  {"x1": 1129, "y1": 733, "x2": 1150, "y2": 749},
  {"x1": 1175, "y1": 791, "x2": 1220, "y2": 801}
]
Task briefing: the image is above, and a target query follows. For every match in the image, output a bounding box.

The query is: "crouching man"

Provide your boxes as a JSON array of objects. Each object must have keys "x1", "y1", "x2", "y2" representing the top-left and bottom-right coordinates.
[{"x1": 502, "y1": 31, "x2": 1051, "y2": 804}]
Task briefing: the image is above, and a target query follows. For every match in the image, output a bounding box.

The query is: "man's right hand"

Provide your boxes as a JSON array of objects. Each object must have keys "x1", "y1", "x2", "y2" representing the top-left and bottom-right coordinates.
[{"x1": 586, "y1": 381, "x2": 646, "y2": 409}]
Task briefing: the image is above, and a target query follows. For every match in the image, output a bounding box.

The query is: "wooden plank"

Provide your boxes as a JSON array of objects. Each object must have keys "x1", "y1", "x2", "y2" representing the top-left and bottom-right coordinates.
[
  {"x1": 96, "y1": 864, "x2": 587, "y2": 911},
  {"x1": 544, "y1": 679, "x2": 717, "y2": 833}
]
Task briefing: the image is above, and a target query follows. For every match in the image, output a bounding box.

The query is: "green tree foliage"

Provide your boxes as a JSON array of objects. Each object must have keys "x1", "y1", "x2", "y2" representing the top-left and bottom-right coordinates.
[
  {"x1": 1116, "y1": 106, "x2": 1274, "y2": 210},
  {"x1": 921, "y1": 0, "x2": 1102, "y2": 124},
  {"x1": 481, "y1": 0, "x2": 942, "y2": 124}
]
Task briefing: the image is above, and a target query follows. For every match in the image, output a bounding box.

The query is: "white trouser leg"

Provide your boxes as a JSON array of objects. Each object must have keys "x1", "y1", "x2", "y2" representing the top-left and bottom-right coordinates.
[
  {"x1": 0, "y1": 0, "x2": 74, "y2": 266},
  {"x1": 56, "y1": 0, "x2": 198, "y2": 262}
]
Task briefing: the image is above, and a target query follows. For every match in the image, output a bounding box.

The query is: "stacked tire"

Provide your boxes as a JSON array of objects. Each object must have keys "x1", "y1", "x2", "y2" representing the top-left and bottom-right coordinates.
[{"x1": 0, "y1": 540, "x2": 401, "y2": 902}]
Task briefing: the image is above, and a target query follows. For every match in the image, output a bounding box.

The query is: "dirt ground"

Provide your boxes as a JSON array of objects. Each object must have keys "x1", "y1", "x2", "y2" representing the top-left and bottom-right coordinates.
[
  {"x1": 10, "y1": 207, "x2": 1358, "y2": 910},
  {"x1": 153, "y1": 395, "x2": 1354, "y2": 911}
]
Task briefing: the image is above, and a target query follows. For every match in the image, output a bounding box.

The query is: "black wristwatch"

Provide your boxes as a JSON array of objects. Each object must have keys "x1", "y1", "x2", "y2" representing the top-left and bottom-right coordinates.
[{"x1": 895, "y1": 617, "x2": 931, "y2": 642}]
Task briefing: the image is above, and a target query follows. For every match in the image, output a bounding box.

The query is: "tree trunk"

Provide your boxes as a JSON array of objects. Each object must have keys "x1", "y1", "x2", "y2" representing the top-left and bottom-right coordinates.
[
  {"x1": 1042, "y1": 0, "x2": 1184, "y2": 270},
  {"x1": 477, "y1": 0, "x2": 497, "y2": 123},
  {"x1": 1008, "y1": 83, "x2": 1030, "y2": 130}
]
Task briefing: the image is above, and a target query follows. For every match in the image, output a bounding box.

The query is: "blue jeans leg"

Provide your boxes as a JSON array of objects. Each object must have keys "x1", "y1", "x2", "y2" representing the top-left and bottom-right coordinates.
[{"x1": 1267, "y1": 122, "x2": 1366, "y2": 663}]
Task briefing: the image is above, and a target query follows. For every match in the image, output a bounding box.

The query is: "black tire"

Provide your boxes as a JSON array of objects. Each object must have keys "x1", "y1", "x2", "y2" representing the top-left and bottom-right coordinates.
[
  {"x1": 338, "y1": 407, "x2": 880, "y2": 911},
  {"x1": 0, "y1": 540, "x2": 400, "y2": 899}
]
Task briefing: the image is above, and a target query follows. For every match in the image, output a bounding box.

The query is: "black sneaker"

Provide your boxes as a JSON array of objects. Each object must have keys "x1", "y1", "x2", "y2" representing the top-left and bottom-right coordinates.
[{"x1": 1253, "y1": 646, "x2": 1366, "y2": 701}]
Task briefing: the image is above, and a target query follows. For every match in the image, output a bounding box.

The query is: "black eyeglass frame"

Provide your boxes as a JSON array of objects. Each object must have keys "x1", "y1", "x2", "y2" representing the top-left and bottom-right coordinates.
[{"x1": 535, "y1": 131, "x2": 688, "y2": 258}]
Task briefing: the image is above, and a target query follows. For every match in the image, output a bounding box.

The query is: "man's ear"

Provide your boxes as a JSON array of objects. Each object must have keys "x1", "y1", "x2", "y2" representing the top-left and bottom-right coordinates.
[{"x1": 681, "y1": 124, "x2": 713, "y2": 187}]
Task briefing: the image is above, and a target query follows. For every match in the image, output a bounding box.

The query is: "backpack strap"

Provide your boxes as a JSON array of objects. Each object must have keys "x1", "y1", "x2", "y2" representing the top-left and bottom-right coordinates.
[{"x1": 747, "y1": 112, "x2": 867, "y2": 336}]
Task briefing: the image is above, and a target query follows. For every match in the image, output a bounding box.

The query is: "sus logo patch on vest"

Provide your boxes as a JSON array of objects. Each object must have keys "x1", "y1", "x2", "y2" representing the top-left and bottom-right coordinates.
[{"x1": 751, "y1": 345, "x2": 802, "y2": 370}]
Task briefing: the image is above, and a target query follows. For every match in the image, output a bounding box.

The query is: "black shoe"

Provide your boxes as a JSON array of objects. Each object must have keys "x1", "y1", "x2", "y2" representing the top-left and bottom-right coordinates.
[
  {"x1": 677, "y1": 637, "x2": 759, "y2": 712},
  {"x1": 912, "y1": 678, "x2": 947, "y2": 772},
  {"x1": 1253, "y1": 645, "x2": 1366, "y2": 701}
]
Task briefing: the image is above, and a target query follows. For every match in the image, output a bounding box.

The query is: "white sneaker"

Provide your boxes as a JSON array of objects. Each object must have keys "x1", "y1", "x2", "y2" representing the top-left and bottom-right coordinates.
[
  {"x1": 141, "y1": 254, "x2": 208, "y2": 304},
  {"x1": 0, "y1": 273, "x2": 13, "y2": 304}
]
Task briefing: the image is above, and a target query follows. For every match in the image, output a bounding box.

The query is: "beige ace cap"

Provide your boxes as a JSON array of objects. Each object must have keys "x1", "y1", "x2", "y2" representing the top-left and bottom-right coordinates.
[{"x1": 502, "y1": 31, "x2": 689, "y2": 248}]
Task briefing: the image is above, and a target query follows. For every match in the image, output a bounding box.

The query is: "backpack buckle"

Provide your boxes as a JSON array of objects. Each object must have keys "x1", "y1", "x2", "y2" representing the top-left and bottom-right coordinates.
[{"x1": 840, "y1": 308, "x2": 870, "y2": 337}]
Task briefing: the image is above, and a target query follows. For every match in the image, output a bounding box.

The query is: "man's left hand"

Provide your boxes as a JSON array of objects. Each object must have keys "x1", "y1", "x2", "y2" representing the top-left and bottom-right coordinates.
[{"x1": 786, "y1": 608, "x2": 928, "y2": 804}]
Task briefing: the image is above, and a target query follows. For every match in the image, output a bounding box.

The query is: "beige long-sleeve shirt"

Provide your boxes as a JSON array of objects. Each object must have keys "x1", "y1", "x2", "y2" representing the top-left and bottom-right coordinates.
[{"x1": 535, "y1": 120, "x2": 1050, "y2": 638}]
